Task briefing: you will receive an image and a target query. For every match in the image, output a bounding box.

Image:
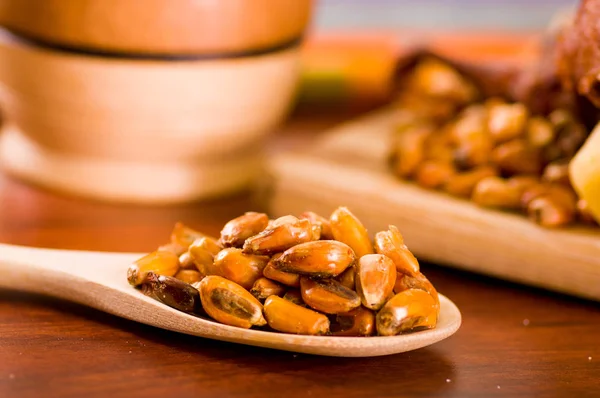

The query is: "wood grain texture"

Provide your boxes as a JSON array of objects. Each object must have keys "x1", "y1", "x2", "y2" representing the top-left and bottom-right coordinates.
[
  {"x1": 269, "y1": 107, "x2": 600, "y2": 302},
  {"x1": 1, "y1": 111, "x2": 600, "y2": 397}
]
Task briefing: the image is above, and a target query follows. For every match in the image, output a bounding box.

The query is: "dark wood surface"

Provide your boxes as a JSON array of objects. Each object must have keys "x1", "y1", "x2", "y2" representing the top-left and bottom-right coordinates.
[{"x1": 1, "y1": 109, "x2": 599, "y2": 398}]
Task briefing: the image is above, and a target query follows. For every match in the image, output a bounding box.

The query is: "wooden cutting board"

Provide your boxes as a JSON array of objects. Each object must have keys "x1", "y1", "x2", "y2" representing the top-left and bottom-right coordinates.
[{"x1": 268, "y1": 107, "x2": 600, "y2": 302}]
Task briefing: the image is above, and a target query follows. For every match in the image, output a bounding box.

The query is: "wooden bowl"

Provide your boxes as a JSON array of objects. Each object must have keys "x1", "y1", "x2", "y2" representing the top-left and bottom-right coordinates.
[
  {"x1": 0, "y1": 29, "x2": 301, "y2": 203},
  {"x1": 0, "y1": 0, "x2": 313, "y2": 56}
]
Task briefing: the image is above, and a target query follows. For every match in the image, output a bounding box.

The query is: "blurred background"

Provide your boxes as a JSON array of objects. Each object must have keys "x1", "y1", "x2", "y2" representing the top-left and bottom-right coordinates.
[{"x1": 314, "y1": 0, "x2": 577, "y2": 31}]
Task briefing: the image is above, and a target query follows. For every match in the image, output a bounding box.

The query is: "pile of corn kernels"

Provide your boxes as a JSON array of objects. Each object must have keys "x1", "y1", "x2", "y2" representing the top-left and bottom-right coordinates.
[
  {"x1": 127, "y1": 207, "x2": 440, "y2": 336},
  {"x1": 390, "y1": 57, "x2": 597, "y2": 228}
]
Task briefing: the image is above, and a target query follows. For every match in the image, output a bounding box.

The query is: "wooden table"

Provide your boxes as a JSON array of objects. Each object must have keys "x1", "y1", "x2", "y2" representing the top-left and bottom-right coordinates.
[{"x1": 1, "y1": 108, "x2": 599, "y2": 398}]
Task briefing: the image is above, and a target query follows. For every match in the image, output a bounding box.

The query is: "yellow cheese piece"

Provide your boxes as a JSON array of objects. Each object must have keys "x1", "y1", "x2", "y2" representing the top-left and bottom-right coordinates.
[{"x1": 570, "y1": 123, "x2": 600, "y2": 223}]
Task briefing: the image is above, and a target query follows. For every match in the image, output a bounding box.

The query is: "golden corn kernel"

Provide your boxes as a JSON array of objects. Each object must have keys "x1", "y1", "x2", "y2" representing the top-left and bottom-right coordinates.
[
  {"x1": 268, "y1": 215, "x2": 299, "y2": 229},
  {"x1": 521, "y1": 183, "x2": 577, "y2": 209},
  {"x1": 376, "y1": 289, "x2": 438, "y2": 336},
  {"x1": 491, "y1": 139, "x2": 542, "y2": 175},
  {"x1": 158, "y1": 242, "x2": 187, "y2": 257},
  {"x1": 243, "y1": 218, "x2": 315, "y2": 255},
  {"x1": 331, "y1": 306, "x2": 376, "y2": 337},
  {"x1": 170, "y1": 222, "x2": 211, "y2": 252},
  {"x1": 282, "y1": 289, "x2": 305, "y2": 306},
  {"x1": 355, "y1": 254, "x2": 397, "y2": 310},
  {"x1": 423, "y1": 126, "x2": 454, "y2": 163},
  {"x1": 127, "y1": 250, "x2": 180, "y2": 286},
  {"x1": 140, "y1": 272, "x2": 201, "y2": 314},
  {"x1": 274, "y1": 240, "x2": 356, "y2": 278},
  {"x1": 542, "y1": 160, "x2": 571, "y2": 186},
  {"x1": 443, "y1": 166, "x2": 498, "y2": 197},
  {"x1": 250, "y1": 277, "x2": 286, "y2": 301},
  {"x1": 528, "y1": 196, "x2": 575, "y2": 228},
  {"x1": 450, "y1": 105, "x2": 493, "y2": 169},
  {"x1": 506, "y1": 175, "x2": 540, "y2": 193},
  {"x1": 335, "y1": 266, "x2": 356, "y2": 290},
  {"x1": 300, "y1": 277, "x2": 361, "y2": 314},
  {"x1": 330, "y1": 207, "x2": 374, "y2": 258},
  {"x1": 199, "y1": 275, "x2": 266, "y2": 329},
  {"x1": 300, "y1": 211, "x2": 335, "y2": 240},
  {"x1": 263, "y1": 295, "x2": 330, "y2": 335},
  {"x1": 213, "y1": 248, "x2": 269, "y2": 290},
  {"x1": 409, "y1": 57, "x2": 478, "y2": 104},
  {"x1": 188, "y1": 236, "x2": 221, "y2": 275},
  {"x1": 527, "y1": 116, "x2": 555, "y2": 148},
  {"x1": 450, "y1": 104, "x2": 487, "y2": 143},
  {"x1": 174, "y1": 269, "x2": 204, "y2": 285},
  {"x1": 577, "y1": 200, "x2": 598, "y2": 225},
  {"x1": 219, "y1": 212, "x2": 269, "y2": 248},
  {"x1": 394, "y1": 272, "x2": 439, "y2": 308},
  {"x1": 178, "y1": 251, "x2": 196, "y2": 270},
  {"x1": 471, "y1": 176, "x2": 522, "y2": 209},
  {"x1": 487, "y1": 102, "x2": 528, "y2": 143},
  {"x1": 392, "y1": 125, "x2": 433, "y2": 178},
  {"x1": 415, "y1": 161, "x2": 456, "y2": 189},
  {"x1": 263, "y1": 253, "x2": 300, "y2": 287},
  {"x1": 374, "y1": 226, "x2": 419, "y2": 276}
]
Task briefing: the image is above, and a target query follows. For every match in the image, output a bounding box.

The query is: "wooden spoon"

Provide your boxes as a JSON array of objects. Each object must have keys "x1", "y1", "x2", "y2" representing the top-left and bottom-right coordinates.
[{"x1": 0, "y1": 243, "x2": 461, "y2": 357}]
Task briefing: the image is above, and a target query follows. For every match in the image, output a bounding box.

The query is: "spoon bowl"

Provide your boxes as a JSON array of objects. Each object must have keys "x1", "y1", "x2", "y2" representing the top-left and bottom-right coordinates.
[{"x1": 0, "y1": 243, "x2": 461, "y2": 357}]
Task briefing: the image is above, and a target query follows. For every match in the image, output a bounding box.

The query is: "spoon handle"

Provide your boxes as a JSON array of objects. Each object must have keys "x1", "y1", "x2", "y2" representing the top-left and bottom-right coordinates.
[{"x1": 0, "y1": 243, "x2": 141, "y2": 295}]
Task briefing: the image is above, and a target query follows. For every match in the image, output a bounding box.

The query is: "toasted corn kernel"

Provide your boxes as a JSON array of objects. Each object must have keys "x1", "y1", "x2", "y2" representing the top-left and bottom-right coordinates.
[
  {"x1": 528, "y1": 196, "x2": 575, "y2": 227},
  {"x1": 487, "y1": 103, "x2": 528, "y2": 143},
  {"x1": 374, "y1": 226, "x2": 419, "y2": 276},
  {"x1": 178, "y1": 251, "x2": 196, "y2": 269},
  {"x1": 331, "y1": 306, "x2": 376, "y2": 337},
  {"x1": 527, "y1": 116, "x2": 554, "y2": 148},
  {"x1": 542, "y1": 160, "x2": 571, "y2": 185},
  {"x1": 299, "y1": 211, "x2": 334, "y2": 240},
  {"x1": 300, "y1": 277, "x2": 361, "y2": 314},
  {"x1": 444, "y1": 166, "x2": 498, "y2": 197},
  {"x1": 415, "y1": 161, "x2": 456, "y2": 189},
  {"x1": 521, "y1": 183, "x2": 577, "y2": 208},
  {"x1": 174, "y1": 269, "x2": 204, "y2": 285},
  {"x1": 127, "y1": 250, "x2": 180, "y2": 286},
  {"x1": 274, "y1": 240, "x2": 356, "y2": 278},
  {"x1": 188, "y1": 236, "x2": 221, "y2": 275},
  {"x1": 450, "y1": 105, "x2": 493, "y2": 169},
  {"x1": 376, "y1": 289, "x2": 438, "y2": 336},
  {"x1": 392, "y1": 125, "x2": 432, "y2": 178},
  {"x1": 158, "y1": 242, "x2": 187, "y2": 257},
  {"x1": 250, "y1": 277, "x2": 286, "y2": 301},
  {"x1": 263, "y1": 254, "x2": 300, "y2": 287},
  {"x1": 263, "y1": 295, "x2": 330, "y2": 335},
  {"x1": 424, "y1": 136, "x2": 455, "y2": 163},
  {"x1": 170, "y1": 222, "x2": 211, "y2": 252},
  {"x1": 410, "y1": 58, "x2": 477, "y2": 103},
  {"x1": 140, "y1": 272, "x2": 201, "y2": 314},
  {"x1": 199, "y1": 275, "x2": 266, "y2": 328},
  {"x1": 394, "y1": 272, "x2": 439, "y2": 308},
  {"x1": 268, "y1": 215, "x2": 299, "y2": 228},
  {"x1": 491, "y1": 139, "x2": 542, "y2": 175},
  {"x1": 213, "y1": 248, "x2": 269, "y2": 290},
  {"x1": 283, "y1": 289, "x2": 305, "y2": 306},
  {"x1": 577, "y1": 200, "x2": 598, "y2": 225},
  {"x1": 242, "y1": 218, "x2": 315, "y2": 255},
  {"x1": 471, "y1": 176, "x2": 522, "y2": 209},
  {"x1": 506, "y1": 175, "x2": 540, "y2": 193},
  {"x1": 219, "y1": 212, "x2": 269, "y2": 248},
  {"x1": 335, "y1": 266, "x2": 356, "y2": 290},
  {"x1": 330, "y1": 207, "x2": 374, "y2": 258},
  {"x1": 355, "y1": 254, "x2": 397, "y2": 310}
]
